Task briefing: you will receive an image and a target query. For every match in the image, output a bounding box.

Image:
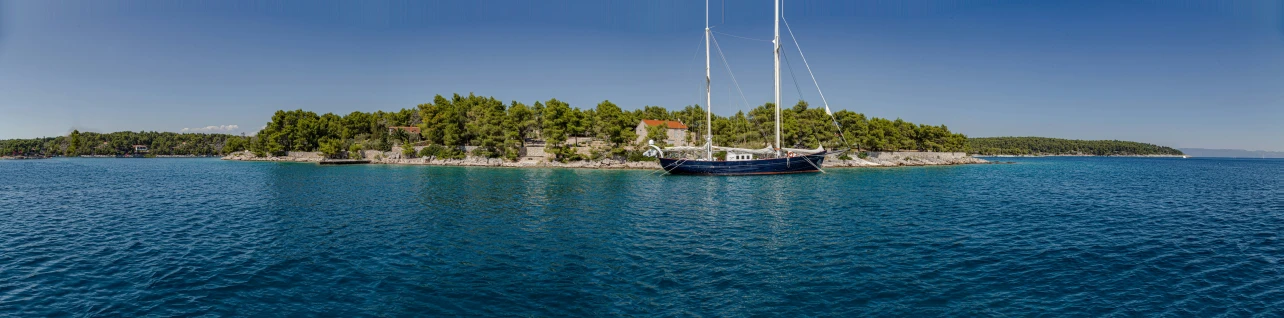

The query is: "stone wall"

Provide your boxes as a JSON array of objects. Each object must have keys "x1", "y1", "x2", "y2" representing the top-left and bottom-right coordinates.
[{"x1": 524, "y1": 146, "x2": 547, "y2": 158}]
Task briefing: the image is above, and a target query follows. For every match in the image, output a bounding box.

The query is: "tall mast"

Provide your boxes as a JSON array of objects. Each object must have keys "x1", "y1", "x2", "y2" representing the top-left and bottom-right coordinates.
[
  {"x1": 705, "y1": 0, "x2": 712, "y2": 161},
  {"x1": 773, "y1": 0, "x2": 781, "y2": 155}
]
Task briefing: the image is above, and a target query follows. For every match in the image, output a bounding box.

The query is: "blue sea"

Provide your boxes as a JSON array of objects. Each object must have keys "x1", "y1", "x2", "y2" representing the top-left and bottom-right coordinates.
[{"x1": 1, "y1": 157, "x2": 1281, "y2": 316}]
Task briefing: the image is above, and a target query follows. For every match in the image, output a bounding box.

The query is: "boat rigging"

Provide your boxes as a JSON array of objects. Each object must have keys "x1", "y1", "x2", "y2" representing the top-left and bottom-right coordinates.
[{"x1": 653, "y1": 0, "x2": 845, "y2": 176}]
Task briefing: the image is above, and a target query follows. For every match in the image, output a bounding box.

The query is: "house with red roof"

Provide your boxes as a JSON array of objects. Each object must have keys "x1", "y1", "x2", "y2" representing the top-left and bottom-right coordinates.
[{"x1": 635, "y1": 119, "x2": 689, "y2": 146}]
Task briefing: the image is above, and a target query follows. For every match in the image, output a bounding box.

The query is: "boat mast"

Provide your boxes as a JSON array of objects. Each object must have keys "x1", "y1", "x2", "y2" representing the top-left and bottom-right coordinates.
[
  {"x1": 705, "y1": 0, "x2": 713, "y2": 161},
  {"x1": 773, "y1": 0, "x2": 782, "y2": 156}
]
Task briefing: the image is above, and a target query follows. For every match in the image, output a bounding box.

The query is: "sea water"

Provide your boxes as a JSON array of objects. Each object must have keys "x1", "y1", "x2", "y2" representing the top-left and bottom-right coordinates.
[{"x1": 1, "y1": 157, "x2": 1281, "y2": 316}]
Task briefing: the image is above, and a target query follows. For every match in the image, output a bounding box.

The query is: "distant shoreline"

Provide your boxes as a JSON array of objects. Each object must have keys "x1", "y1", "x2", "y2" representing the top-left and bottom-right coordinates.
[
  {"x1": 220, "y1": 150, "x2": 990, "y2": 170},
  {"x1": 0, "y1": 155, "x2": 221, "y2": 159}
]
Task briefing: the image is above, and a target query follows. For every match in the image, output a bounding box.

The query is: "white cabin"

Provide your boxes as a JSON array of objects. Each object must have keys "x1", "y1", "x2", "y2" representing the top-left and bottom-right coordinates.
[{"x1": 726, "y1": 153, "x2": 754, "y2": 161}]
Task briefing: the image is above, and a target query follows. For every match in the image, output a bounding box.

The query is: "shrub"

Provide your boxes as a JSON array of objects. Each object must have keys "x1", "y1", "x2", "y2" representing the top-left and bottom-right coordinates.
[
  {"x1": 318, "y1": 138, "x2": 344, "y2": 159},
  {"x1": 401, "y1": 143, "x2": 416, "y2": 158},
  {"x1": 857, "y1": 151, "x2": 869, "y2": 159},
  {"x1": 419, "y1": 144, "x2": 445, "y2": 159},
  {"x1": 442, "y1": 149, "x2": 466, "y2": 160},
  {"x1": 348, "y1": 144, "x2": 363, "y2": 159},
  {"x1": 471, "y1": 147, "x2": 496, "y2": 158},
  {"x1": 418, "y1": 145, "x2": 465, "y2": 160},
  {"x1": 504, "y1": 148, "x2": 520, "y2": 161},
  {"x1": 550, "y1": 147, "x2": 584, "y2": 162},
  {"x1": 627, "y1": 150, "x2": 657, "y2": 162}
]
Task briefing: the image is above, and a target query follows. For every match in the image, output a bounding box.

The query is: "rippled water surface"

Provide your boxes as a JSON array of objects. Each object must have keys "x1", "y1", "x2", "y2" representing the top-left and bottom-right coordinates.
[{"x1": 2, "y1": 157, "x2": 1282, "y2": 316}]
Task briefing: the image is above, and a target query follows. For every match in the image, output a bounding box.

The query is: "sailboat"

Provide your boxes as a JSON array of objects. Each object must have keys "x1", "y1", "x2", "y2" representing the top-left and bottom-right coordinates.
[{"x1": 651, "y1": 0, "x2": 834, "y2": 175}]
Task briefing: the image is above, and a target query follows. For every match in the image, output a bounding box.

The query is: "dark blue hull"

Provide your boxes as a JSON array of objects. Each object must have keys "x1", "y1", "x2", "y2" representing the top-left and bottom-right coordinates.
[{"x1": 659, "y1": 152, "x2": 827, "y2": 175}]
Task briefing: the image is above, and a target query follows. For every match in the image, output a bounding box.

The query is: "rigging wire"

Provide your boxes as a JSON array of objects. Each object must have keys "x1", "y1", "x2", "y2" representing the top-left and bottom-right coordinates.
[
  {"x1": 709, "y1": 33, "x2": 754, "y2": 111},
  {"x1": 687, "y1": 33, "x2": 705, "y2": 116},
  {"x1": 782, "y1": 50, "x2": 820, "y2": 147},
  {"x1": 781, "y1": 15, "x2": 850, "y2": 148},
  {"x1": 781, "y1": 50, "x2": 807, "y2": 106},
  {"x1": 711, "y1": 31, "x2": 772, "y2": 43}
]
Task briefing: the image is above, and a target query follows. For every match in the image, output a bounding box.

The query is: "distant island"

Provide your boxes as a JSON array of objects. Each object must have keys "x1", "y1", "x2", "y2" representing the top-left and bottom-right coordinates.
[
  {"x1": 1178, "y1": 148, "x2": 1284, "y2": 158},
  {"x1": 968, "y1": 137, "x2": 1184, "y2": 156},
  {"x1": 0, "y1": 131, "x2": 235, "y2": 158}
]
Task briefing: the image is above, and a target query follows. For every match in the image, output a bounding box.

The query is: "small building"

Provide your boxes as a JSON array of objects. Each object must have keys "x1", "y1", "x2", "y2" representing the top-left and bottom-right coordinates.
[
  {"x1": 388, "y1": 126, "x2": 421, "y2": 135},
  {"x1": 133, "y1": 145, "x2": 149, "y2": 153},
  {"x1": 635, "y1": 120, "x2": 689, "y2": 146}
]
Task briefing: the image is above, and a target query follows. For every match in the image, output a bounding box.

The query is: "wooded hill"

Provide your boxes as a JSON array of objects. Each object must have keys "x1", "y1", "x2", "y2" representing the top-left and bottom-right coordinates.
[
  {"x1": 968, "y1": 137, "x2": 1184, "y2": 156},
  {"x1": 3, "y1": 95, "x2": 1186, "y2": 160},
  {"x1": 245, "y1": 93, "x2": 968, "y2": 161},
  {"x1": 1, "y1": 131, "x2": 237, "y2": 157}
]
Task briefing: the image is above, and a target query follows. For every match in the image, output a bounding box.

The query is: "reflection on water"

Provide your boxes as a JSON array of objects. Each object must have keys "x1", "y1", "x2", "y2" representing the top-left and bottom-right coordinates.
[{"x1": 1, "y1": 158, "x2": 1282, "y2": 316}]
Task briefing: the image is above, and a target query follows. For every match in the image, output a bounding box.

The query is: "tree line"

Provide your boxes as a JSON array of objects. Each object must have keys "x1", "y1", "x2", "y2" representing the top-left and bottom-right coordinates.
[
  {"x1": 241, "y1": 93, "x2": 969, "y2": 160},
  {"x1": 2, "y1": 93, "x2": 976, "y2": 160},
  {"x1": 967, "y1": 137, "x2": 1184, "y2": 156},
  {"x1": 0, "y1": 130, "x2": 240, "y2": 157},
  {"x1": 4, "y1": 103, "x2": 1189, "y2": 160}
]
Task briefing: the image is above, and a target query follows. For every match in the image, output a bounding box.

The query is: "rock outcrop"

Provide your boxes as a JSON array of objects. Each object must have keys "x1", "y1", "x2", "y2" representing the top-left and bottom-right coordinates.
[{"x1": 827, "y1": 151, "x2": 988, "y2": 167}]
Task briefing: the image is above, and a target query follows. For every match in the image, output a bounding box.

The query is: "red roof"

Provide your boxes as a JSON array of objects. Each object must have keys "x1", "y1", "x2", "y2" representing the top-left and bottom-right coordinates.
[
  {"x1": 640, "y1": 120, "x2": 688, "y2": 129},
  {"x1": 389, "y1": 126, "x2": 421, "y2": 134}
]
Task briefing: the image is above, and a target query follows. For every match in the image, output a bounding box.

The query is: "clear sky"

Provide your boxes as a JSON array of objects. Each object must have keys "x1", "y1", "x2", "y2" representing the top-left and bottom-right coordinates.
[{"x1": 1, "y1": 0, "x2": 1281, "y2": 150}]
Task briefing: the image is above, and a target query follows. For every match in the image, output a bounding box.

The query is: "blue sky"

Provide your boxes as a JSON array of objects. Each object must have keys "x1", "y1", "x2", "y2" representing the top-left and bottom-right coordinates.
[{"x1": 1, "y1": 0, "x2": 1281, "y2": 150}]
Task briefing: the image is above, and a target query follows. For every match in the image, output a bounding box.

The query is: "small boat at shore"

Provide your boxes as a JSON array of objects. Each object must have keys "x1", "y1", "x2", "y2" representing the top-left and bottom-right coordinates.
[{"x1": 650, "y1": 0, "x2": 840, "y2": 176}]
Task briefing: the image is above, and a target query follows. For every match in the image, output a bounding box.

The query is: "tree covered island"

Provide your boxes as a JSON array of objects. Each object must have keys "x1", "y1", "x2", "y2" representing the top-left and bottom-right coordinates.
[
  {"x1": 2, "y1": 93, "x2": 1184, "y2": 161},
  {"x1": 236, "y1": 93, "x2": 969, "y2": 162},
  {"x1": 0, "y1": 131, "x2": 239, "y2": 157},
  {"x1": 968, "y1": 137, "x2": 1184, "y2": 156}
]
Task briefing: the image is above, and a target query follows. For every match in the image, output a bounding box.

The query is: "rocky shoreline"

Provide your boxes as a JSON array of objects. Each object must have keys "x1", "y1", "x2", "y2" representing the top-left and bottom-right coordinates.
[
  {"x1": 221, "y1": 150, "x2": 989, "y2": 169},
  {"x1": 829, "y1": 153, "x2": 990, "y2": 167},
  {"x1": 977, "y1": 154, "x2": 1185, "y2": 158}
]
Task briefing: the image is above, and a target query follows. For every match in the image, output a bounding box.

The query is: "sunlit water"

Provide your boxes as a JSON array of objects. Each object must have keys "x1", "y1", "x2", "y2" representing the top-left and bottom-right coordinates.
[{"x1": 1, "y1": 157, "x2": 1281, "y2": 316}]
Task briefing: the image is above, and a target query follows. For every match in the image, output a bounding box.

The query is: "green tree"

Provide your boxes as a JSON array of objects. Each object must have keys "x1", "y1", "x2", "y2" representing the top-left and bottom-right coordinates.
[
  {"x1": 504, "y1": 101, "x2": 535, "y2": 160},
  {"x1": 593, "y1": 100, "x2": 635, "y2": 154},
  {"x1": 466, "y1": 96, "x2": 508, "y2": 157},
  {"x1": 222, "y1": 136, "x2": 247, "y2": 154},
  {"x1": 66, "y1": 130, "x2": 81, "y2": 156},
  {"x1": 541, "y1": 98, "x2": 572, "y2": 160},
  {"x1": 506, "y1": 102, "x2": 535, "y2": 143},
  {"x1": 318, "y1": 138, "x2": 343, "y2": 159},
  {"x1": 641, "y1": 105, "x2": 670, "y2": 121}
]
